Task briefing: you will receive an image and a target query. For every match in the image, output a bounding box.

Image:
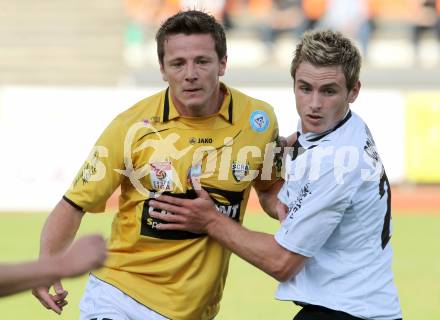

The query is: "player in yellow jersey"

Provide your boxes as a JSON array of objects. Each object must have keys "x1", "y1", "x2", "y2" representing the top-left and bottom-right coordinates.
[{"x1": 32, "y1": 10, "x2": 283, "y2": 320}]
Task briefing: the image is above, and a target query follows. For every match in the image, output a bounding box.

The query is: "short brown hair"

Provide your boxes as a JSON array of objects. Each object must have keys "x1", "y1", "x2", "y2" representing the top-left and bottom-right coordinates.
[
  {"x1": 290, "y1": 30, "x2": 361, "y2": 91},
  {"x1": 155, "y1": 10, "x2": 227, "y2": 65}
]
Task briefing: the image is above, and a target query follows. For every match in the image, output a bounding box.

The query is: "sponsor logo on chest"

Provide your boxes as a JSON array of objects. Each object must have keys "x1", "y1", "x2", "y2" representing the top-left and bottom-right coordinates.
[{"x1": 215, "y1": 203, "x2": 240, "y2": 219}]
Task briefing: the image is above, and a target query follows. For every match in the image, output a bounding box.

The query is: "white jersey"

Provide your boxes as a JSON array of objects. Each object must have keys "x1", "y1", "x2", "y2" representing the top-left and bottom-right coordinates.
[{"x1": 276, "y1": 111, "x2": 402, "y2": 320}]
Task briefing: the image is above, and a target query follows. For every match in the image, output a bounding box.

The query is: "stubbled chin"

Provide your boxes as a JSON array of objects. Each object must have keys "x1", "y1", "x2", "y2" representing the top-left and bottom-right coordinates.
[
  {"x1": 184, "y1": 99, "x2": 205, "y2": 110},
  {"x1": 303, "y1": 121, "x2": 327, "y2": 134}
]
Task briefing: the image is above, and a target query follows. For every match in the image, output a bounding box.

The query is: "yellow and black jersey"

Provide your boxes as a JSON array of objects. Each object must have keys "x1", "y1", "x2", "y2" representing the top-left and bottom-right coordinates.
[{"x1": 65, "y1": 83, "x2": 280, "y2": 320}]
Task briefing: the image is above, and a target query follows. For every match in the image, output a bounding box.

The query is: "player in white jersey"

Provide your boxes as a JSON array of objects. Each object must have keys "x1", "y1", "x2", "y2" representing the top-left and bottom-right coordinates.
[
  {"x1": 274, "y1": 110, "x2": 401, "y2": 319},
  {"x1": 148, "y1": 30, "x2": 402, "y2": 319}
]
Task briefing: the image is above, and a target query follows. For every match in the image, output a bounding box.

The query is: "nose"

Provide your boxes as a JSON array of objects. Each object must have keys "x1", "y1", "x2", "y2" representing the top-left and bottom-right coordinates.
[
  {"x1": 184, "y1": 62, "x2": 198, "y2": 82},
  {"x1": 310, "y1": 91, "x2": 322, "y2": 111}
]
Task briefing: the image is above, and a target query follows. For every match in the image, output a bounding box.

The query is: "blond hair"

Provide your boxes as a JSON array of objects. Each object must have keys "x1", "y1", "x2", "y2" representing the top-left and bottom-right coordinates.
[{"x1": 290, "y1": 30, "x2": 361, "y2": 91}]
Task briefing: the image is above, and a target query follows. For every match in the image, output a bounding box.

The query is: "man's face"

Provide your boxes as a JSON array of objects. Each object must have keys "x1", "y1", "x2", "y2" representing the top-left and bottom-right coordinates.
[
  {"x1": 294, "y1": 62, "x2": 360, "y2": 134},
  {"x1": 160, "y1": 33, "x2": 227, "y2": 115}
]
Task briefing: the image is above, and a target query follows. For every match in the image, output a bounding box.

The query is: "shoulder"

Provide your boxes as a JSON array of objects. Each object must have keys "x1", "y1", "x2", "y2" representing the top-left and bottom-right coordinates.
[
  {"x1": 112, "y1": 90, "x2": 165, "y2": 127},
  {"x1": 332, "y1": 111, "x2": 368, "y2": 149},
  {"x1": 228, "y1": 86, "x2": 276, "y2": 119},
  {"x1": 227, "y1": 86, "x2": 278, "y2": 138},
  {"x1": 98, "y1": 90, "x2": 165, "y2": 140}
]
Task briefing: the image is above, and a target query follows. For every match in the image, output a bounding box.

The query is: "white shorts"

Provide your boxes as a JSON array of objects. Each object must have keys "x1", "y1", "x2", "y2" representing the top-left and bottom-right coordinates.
[{"x1": 79, "y1": 274, "x2": 169, "y2": 320}]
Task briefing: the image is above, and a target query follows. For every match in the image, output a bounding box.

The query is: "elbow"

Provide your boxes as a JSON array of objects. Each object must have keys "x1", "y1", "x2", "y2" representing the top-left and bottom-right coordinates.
[
  {"x1": 267, "y1": 250, "x2": 305, "y2": 282},
  {"x1": 275, "y1": 273, "x2": 292, "y2": 283},
  {"x1": 260, "y1": 237, "x2": 306, "y2": 282},
  {"x1": 272, "y1": 268, "x2": 296, "y2": 283},
  {"x1": 269, "y1": 261, "x2": 298, "y2": 282}
]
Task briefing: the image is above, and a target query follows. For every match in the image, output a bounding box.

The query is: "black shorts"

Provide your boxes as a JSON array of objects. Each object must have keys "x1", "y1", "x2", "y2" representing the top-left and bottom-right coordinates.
[{"x1": 293, "y1": 304, "x2": 402, "y2": 320}]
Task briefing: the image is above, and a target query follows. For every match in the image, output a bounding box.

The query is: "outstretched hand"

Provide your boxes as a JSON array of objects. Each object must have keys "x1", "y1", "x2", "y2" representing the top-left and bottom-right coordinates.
[
  {"x1": 149, "y1": 186, "x2": 219, "y2": 234},
  {"x1": 32, "y1": 234, "x2": 106, "y2": 315},
  {"x1": 32, "y1": 281, "x2": 68, "y2": 315}
]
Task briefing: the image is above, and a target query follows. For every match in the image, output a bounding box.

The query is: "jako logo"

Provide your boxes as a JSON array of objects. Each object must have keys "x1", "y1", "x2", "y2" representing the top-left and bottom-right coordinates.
[
  {"x1": 189, "y1": 137, "x2": 213, "y2": 144},
  {"x1": 198, "y1": 138, "x2": 213, "y2": 143}
]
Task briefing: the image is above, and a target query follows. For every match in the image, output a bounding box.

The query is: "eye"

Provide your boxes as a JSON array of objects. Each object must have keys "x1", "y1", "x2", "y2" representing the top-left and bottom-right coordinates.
[
  {"x1": 299, "y1": 85, "x2": 311, "y2": 93},
  {"x1": 170, "y1": 61, "x2": 184, "y2": 68},
  {"x1": 323, "y1": 88, "x2": 336, "y2": 95},
  {"x1": 196, "y1": 59, "x2": 209, "y2": 65}
]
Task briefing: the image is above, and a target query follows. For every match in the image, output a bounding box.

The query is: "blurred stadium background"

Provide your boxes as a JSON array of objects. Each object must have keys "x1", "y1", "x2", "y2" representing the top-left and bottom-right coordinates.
[{"x1": 0, "y1": 0, "x2": 439, "y2": 319}]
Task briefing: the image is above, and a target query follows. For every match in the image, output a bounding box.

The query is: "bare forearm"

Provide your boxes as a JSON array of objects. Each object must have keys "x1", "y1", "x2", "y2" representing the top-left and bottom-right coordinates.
[
  {"x1": 40, "y1": 199, "x2": 84, "y2": 257},
  {"x1": 206, "y1": 213, "x2": 303, "y2": 282},
  {"x1": 0, "y1": 258, "x2": 62, "y2": 297},
  {"x1": 149, "y1": 191, "x2": 305, "y2": 281}
]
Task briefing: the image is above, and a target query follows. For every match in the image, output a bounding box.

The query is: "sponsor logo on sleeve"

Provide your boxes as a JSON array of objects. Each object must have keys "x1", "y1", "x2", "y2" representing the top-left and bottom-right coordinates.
[{"x1": 288, "y1": 183, "x2": 312, "y2": 219}]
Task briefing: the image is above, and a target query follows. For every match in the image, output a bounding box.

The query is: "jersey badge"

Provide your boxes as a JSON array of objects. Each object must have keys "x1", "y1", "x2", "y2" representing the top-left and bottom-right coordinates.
[
  {"x1": 250, "y1": 110, "x2": 270, "y2": 133},
  {"x1": 231, "y1": 161, "x2": 249, "y2": 182},
  {"x1": 149, "y1": 161, "x2": 173, "y2": 192}
]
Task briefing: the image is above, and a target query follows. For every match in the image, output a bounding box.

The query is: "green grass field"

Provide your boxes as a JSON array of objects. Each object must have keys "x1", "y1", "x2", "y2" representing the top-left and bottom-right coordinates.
[{"x1": 0, "y1": 211, "x2": 439, "y2": 319}]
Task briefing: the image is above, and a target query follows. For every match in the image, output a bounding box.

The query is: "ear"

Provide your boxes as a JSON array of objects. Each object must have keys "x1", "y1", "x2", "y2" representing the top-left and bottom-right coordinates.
[
  {"x1": 160, "y1": 62, "x2": 168, "y2": 82},
  {"x1": 218, "y1": 55, "x2": 227, "y2": 77},
  {"x1": 348, "y1": 80, "x2": 361, "y2": 103}
]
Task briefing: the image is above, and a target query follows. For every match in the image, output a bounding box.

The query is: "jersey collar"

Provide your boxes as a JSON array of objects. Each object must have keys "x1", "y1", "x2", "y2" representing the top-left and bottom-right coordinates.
[
  {"x1": 162, "y1": 83, "x2": 234, "y2": 124},
  {"x1": 298, "y1": 109, "x2": 352, "y2": 143},
  {"x1": 295, "y1": 109, "x2": 352, "y2": 151}
]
